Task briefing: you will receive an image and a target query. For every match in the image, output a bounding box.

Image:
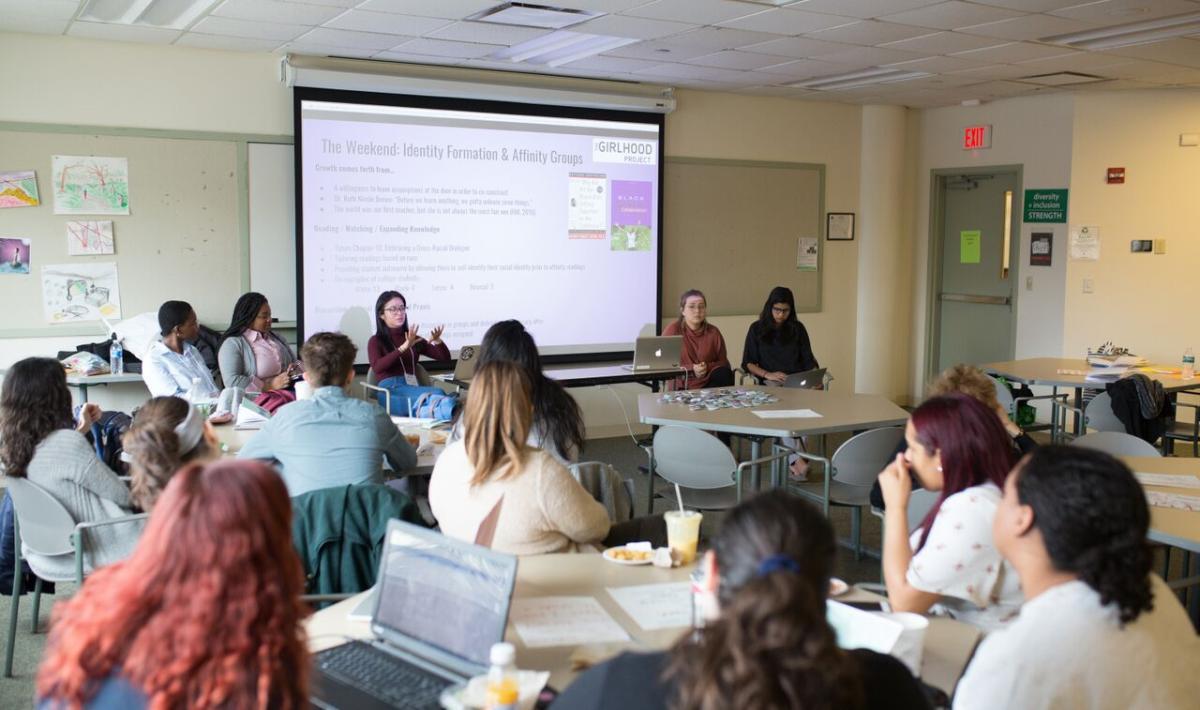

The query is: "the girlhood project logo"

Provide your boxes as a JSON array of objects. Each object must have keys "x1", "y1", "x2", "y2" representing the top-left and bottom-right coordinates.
[{"x1": 592, "y1": 139, "x2": 657, "y2": 165}]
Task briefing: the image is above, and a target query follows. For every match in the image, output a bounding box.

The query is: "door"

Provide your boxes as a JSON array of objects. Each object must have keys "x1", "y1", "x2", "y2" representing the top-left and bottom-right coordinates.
[{"x1": 931, "y1": 170, "x2": 1020, "y2": 374}]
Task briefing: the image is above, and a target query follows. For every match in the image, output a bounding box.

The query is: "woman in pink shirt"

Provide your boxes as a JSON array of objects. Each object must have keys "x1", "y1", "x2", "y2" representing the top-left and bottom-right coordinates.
[
  {"x1": 662, "y1": 289, "x2": 732, "y2": 389},
  {"x1": 217, "y1": 292, "x2": 298, "y2": 395},
  {"x1": 366, "y1": 290, "x2": 450, "y2": 383}
]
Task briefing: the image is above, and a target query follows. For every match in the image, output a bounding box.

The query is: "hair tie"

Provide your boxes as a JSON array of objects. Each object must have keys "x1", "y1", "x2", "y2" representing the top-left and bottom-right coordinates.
[
  {"x1": 174, "y1": 405, "x2": 205, "y2": 454},
  {"x1": 756, "y1": 554, "x2": 801, "y2": 578}
]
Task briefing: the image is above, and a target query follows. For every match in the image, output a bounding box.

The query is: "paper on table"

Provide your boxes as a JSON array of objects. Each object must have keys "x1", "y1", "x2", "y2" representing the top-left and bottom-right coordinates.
[
  {"x1": 510, "y1": 596, "x2": 630, "y2": 648},
  {"x1": 752, "y1": 409, "x2": 822, "y2": 419},
  {"x1": 1135, "y1": 473, "x2": 1200, "y2": 489},
  {"x1": 606, "y1": 582, "x2": 692, "y2": 631},
  {"x1": 234, "y1": 400, "x2": 270, "y2": 430},
  {"x1": 1145, "y1": 491, "x2": 1200, "y2": 512}
]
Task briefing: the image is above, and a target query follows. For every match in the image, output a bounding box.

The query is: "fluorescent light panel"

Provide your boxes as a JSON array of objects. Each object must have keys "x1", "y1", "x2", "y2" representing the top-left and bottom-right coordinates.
[
  {"x1": 492, "y1": 30, "x2": 636, "y2": 67},
  {"x1": 81, "y1": 0, "x2": 219, "y2": 29},
  {"x1": 471, "y1": 3, "x2": 603, "y2": 30},
  {"x1": 1042, "y1": 11, "x2": 1200, "y2": 50},
  {"x1": 793, "y1": 67, "x2": 930, "y2": 91}
]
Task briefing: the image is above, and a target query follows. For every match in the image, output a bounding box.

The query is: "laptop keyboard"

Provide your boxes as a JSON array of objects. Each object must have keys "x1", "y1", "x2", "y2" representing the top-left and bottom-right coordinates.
[{"x1": 316, "y1": 641, "x2": 452, "y2": 709}]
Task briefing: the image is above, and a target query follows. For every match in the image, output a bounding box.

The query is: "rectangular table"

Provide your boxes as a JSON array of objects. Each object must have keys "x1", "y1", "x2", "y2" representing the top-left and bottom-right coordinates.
[
  {"x1": 443, "y1": 362, "x2": 683, "y2": 390},
  {"x1": 65, "y1": 372, "x2": 145, "y2": 403},
  {"x1": 1124, "y1": 456, "x2": 1200, "y2": 620},
  {"x1": 305, "y1": 553, "x2": 979, "y2": 697}
]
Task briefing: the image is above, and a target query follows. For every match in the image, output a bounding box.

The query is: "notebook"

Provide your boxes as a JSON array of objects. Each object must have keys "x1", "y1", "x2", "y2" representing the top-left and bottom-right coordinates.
[{"x1": 311, "y1": 520, "x2": 518, "y2": 709}]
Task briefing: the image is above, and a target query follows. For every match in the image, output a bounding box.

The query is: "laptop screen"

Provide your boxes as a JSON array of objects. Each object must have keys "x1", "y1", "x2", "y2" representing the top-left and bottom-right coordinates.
[{"x1": 373, "y1": 523, "x2": 517, "y2": 668}]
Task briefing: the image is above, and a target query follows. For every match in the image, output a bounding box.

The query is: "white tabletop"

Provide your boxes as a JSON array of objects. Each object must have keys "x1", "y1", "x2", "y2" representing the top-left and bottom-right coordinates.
[
  {"x1": 305, "y1": 553, "x2": 979, "y2": 695},
  {"x1": 1123, "y1": 456, "x2": 1200, "y2": 553},
  {"x1": 982, "y1": 358, "x2": 1200, "y2": 393},
  {"x1": 64, "y1": 372, "x2": 145, "y2": 386}
]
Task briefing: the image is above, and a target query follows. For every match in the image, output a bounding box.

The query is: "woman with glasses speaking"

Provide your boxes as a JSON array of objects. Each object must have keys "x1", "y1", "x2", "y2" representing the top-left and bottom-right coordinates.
[
  {"x1": 741, "y1": 286, "x2": 819, "y2": 386},
  {"x1": 367, "y1": 290, "x2": 450, "y2": 385}
]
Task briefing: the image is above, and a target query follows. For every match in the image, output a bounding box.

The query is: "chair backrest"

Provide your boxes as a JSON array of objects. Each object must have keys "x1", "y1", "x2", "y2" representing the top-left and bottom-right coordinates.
[
  {"x1": 907, "y1": 489, "x2": 940, "y2": 534},
  {"x1": 1084, "y1": 392, "x2": 1126, "y2": 433},
  {"x1": 830, "y1": 427, "x2": 905, "y2": 487},
  {"x1": 988, "y1": 375, "x2": 1015, "y2": 415},
  {"x1": 366, "y1": 367, "x2": 379, "y2": 386},
  {"x1": 568, "y1": 461, "x2": 635, "y2": 522},
  {"x1": 5, "y1": 478, "x2": 77, "y2": 557},
  {"x1": 1072, "y1": 431, "x2": 1162, "y2": 457},
  {"x1": 652, "y1": 426, "x2": 737, "y2": 490}
]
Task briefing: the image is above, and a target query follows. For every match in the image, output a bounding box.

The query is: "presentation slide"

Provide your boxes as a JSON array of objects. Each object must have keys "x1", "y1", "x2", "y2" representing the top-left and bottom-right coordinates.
[{"x1": 296, "y1": 91, "x2": 662, "y2": 364}]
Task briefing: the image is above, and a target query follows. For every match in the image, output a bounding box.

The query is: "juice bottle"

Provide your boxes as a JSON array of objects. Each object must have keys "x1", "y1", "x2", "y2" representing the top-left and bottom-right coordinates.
[{"x1": 484, "y1": 642, "x2": 518, "y2": 710}]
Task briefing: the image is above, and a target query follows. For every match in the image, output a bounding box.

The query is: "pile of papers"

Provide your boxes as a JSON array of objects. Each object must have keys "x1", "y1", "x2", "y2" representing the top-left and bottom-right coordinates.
[
  {"x1": 1084, "y1": 354, "x2": 1147, "y2": 383},
  {"x1": 660, "y1": 388, "x2": 779, "y2": 412}
]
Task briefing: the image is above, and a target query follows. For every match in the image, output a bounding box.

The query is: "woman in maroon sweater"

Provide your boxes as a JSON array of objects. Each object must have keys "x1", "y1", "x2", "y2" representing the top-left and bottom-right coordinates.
[
  {"x1": 662, "y1": 288, "x2": 732, "y2": 389},
  {"x1": 367, "y1": 290, "x2": 450, "y2": 383}
]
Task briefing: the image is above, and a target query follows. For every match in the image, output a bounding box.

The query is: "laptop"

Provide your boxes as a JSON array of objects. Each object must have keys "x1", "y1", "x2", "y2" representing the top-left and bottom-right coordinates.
[
  {"x1": 621, "y1": 335, "x2": 683, "y2": 372},
  {"x1": 310, "y1": 520, "x2": 519, "y2": 710},
  {"x1": 452, "y1": 344, "x2": 481, "y2": 383},
  {"x1": 783, "y1": 367, "x2": 827, "y2": 389}
]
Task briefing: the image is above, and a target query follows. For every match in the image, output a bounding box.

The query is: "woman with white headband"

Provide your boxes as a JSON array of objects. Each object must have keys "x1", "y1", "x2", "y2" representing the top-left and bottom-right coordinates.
[{"x1": 123, "y1": 397, "x2": 220, "y2": 511}]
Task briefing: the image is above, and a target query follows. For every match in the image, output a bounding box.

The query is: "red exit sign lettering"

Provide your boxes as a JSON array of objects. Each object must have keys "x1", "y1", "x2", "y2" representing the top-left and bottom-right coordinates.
[{"x1": 963, "y1": 124, "x2": 992, "y2": 150}]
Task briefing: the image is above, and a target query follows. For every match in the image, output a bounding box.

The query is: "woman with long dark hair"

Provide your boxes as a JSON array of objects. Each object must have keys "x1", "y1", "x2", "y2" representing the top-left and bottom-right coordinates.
[
  {"x1": 367, "y1": 290, "x2": 449, "y2": 383},
  {"x1": 554, "y1": 490, "x2": 930, "y2": 710},
  {"x1": 954, "y1": 446, "x2": 1200, "y2": 708},
  {"x1": 0, "y1": 357, "x2": 141, "y2": 579},
  {"x1": 472, "y1": 319, "x2": 584, "y2": 464},
  {"x1": 217, "y1": 292, "x2": 297, "y2": 394},
  {"x1": 37, "y1": 460, "x2": 310, "y2": 708},
  {"x1": 742, "y1": 286, "x2": 818, "y2": 385},
  {"x1": 662, "y1": 289, "x2": 732, "y2": 390},
  {"x1": 877, "y1": 394, "x2": 1023, "y2": 629}
]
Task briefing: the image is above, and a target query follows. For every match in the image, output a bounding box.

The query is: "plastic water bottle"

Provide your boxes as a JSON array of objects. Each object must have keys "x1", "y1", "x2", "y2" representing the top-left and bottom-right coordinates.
[
  {"x1": 1184, "y1": 348, "x2": 1195, "y2": 380},
  {"x1": 484, "y1": 642, "x2": 519, "y2": 710},
  {"x1": 186, "y1": 377, "x2": 203, "y2": 404},
  {"x1": 109, "y1": 334, "x2": 124, "y2": 375}
]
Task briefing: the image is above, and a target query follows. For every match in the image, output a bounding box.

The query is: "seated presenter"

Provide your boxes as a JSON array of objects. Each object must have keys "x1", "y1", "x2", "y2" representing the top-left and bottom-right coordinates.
[
  {"x1": 741, "y1": 286, "x2": 819, "y2": 385},
  {"x1": 217, "y1": 292, "x2": 298, "y2": 395},
  {"x1": 367, "y1": 290, "x2": 450, "y2": 385},
  {"x1": 662, "y1": 289, "x2": 732, "y2": 389},
  {"x1": 238, "y1": 332, "x2": 416, "y2": 497},
  {"x1": 142, "y1": 300, "x2": 219, "y2": 399}
]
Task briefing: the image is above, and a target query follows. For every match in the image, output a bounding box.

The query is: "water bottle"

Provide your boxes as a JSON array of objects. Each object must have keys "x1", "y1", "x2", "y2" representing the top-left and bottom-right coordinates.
[
  {"x1": 109, "y1": 334, "x2": 124, "y2": 375},
  {"x1": 186, "y1": 377, "x2": 203, "y2": 404},
  {"x1": 1184, "y1": 348, "x2": 1195, "y2": 380},
  {"x1": 484, "y1": 642, "x2": 519, "y2": 710}
]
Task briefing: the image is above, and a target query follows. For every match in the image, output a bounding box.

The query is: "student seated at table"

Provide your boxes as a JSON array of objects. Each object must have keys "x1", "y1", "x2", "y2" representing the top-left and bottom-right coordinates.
[
  {"x1": 36, "y1": 460, "x2": 309, "y2": 709},
  {"x1": 663, "y1": 289, "x2": 732, "y2": 389},
  {"x1": 122, "y1": 396, "x2": 219, "y2": 510},
  {"x1": 457, "y1": 319, "x2": 585, "y2": 464},
  {"x1": 870, "y1": 364, "x2": 1036, "y2": 510},
  {"x1": 741, "y1": 285, "x2": 819, "y2": 385},
  {"x1": 554, "y1": 490, "x2": 931, "y2": 710},
  {"x1": 238, "y1": 332, "x2": 416, "y2": 497},
  {"x1": 217, "y1": 291, "x2": 298, "y2": 395},
  {"x1": 877, "y1": 394, "x2": 1023, "y2": 630},
  {"x1": 0, "y1": 357, "x2": 142, "y2": 578},
  {"x1": 954, "y1": 447, "x2": 1200, "y2": 709},
  {"x1": 431, "y1": 360, "x2": 610, "y2": 554},
  {"x1": 367, "y1": 289, "x2": 450, "y2": 383},
  {"x1": 141, "y1": 300, "x2": 219, "y2": 399}
]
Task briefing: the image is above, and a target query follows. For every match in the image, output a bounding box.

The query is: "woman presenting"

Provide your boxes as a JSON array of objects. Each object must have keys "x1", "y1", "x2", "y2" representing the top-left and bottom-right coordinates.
[
  {"x1": 742, "y1": 286, "x2": 819, "y2": 385},
  {"x1": 662, "y1": 289, "x2": 732, "y2": 389},
  {"x1": 367, "y1": 290, "x2": 449, "y2": 384}
]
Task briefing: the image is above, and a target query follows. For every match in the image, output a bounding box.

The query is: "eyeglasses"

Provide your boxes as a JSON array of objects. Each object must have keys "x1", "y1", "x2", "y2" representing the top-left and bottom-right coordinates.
[
  {"x1": 771, "y1": 306, "x2": 791, "y2": 314},
  {"x1": 383, "y1": 306, "x2": 407, "y2": 313}
]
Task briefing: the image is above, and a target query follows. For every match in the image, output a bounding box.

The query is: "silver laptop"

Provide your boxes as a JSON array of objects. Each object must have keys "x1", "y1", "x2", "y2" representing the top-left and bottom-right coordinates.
[
  {"x1": 311, "y1": 520, "x2": 518, "y2": 709},
  {"x1": 784, "y1": 367, "x2": 826, "y2": 389},
  {"x1": 621, "y1": 335, "x2": 683, "y2": 372},
  {"x1": 453, "y1": 344, "x2": 481, "y2": 382}
]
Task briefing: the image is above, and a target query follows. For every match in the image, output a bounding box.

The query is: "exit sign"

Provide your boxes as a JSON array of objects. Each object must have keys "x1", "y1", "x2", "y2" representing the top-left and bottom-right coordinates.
[{"x1": 963, "y1": 125, "x2": 992, "y2": 150}]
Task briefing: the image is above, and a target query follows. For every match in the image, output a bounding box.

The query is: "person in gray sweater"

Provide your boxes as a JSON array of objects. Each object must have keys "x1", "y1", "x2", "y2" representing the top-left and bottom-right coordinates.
[
  {"x1": 217, "y1": 292, "x2": 297, "y2": 393},
  {"x1": 0, "y1": 357, "x2": 142, "y2": 579}
]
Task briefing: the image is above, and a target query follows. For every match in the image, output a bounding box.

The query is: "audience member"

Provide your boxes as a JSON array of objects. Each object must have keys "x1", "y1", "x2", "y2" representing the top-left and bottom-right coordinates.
[
  {"x1": 217, "y1": 292, "x2": 297, "y2": 394},
  {"x1": 141, "y1": 300, "x2": 219, "y2": 398},
  {"x1": 122, "y1": 396, "x2": 219, "y2": 510}
]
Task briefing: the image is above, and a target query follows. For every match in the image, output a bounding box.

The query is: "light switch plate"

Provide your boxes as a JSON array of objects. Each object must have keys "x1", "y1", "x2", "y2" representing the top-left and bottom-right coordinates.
[
  {"x1": 1154, "y1": 239, "x2": 1166, "y2": 254},
  {"x1": 1181, "y1": 133, "x2": 1199, "y2": 147},
  {"x1": 1025, "y1": 276, "x2": 1033, "y2": 291},
  {"x1": 1083, "y1": 278, "x2": 1094, "y2": 294}
]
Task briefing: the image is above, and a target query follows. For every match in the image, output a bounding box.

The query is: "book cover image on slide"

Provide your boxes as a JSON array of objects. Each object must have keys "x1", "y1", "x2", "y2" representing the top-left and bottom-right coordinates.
[
  {"x1": 610, "y1": 180, "x2": 652, "y2": 252},
  {"x1": 568, "y1": 173, "x2": 607, "y2": 240}
]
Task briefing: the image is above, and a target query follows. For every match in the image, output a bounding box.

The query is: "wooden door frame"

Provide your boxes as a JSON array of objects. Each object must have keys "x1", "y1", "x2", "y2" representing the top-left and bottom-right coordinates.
[{"x1": 924, "y1": 165, "x2": 1024, "y2": 383}]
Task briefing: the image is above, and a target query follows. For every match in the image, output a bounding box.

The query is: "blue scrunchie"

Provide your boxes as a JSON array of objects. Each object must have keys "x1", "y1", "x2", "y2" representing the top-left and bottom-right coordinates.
[{"x1": 756, "y1": 554, "x2": 801, "y2": 577}]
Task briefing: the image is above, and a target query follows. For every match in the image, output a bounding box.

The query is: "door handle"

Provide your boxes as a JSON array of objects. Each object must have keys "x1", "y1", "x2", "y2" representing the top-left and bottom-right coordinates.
[{"x1": 939, "y1": 293, "x2": 1010, "y2": 305}]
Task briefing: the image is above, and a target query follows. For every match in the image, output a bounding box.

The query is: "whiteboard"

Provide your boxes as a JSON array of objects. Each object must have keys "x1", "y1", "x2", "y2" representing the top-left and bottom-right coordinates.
[{"x1": 248, "y1": 142, "x2": 296, "y2": 322}]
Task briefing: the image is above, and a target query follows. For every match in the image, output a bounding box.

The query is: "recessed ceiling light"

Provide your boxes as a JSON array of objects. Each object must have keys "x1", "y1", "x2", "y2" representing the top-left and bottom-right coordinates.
[
  {"x1": 1042, "y1": 11, "x2": 1200, "y2": 50},
  {"x1": 792, "y1": 67, "x2": 930, "y2": 91},
  {"x1": 80, "y1": 0, "x2": 221, "y2": 29},
  {"x1": 1017, "y1": 71, "x2": 1107, "y2": 87},
  {"x1": 470, "y1": 2, "x2": 603, "y2": 30},
  {"x1": 491, "y1": 30, "x2": 636, "y2": 67}
]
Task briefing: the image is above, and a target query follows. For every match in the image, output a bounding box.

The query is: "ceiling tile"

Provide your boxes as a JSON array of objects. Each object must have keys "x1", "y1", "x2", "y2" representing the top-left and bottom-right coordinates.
[
  {"x1": 1100, "y1": 38, "x2": 1200, "y2": 68},
  {"x1": 191, "y1": 15, "x2": 311, "y2": 41},
  {"x1": 970, "y1": 0, "x2": 1092, "y2": 10},
  {"x1": 566, "y1": 54, "x2": 669, "y2": 72},
  {"x1": 686, "y1": 49, "x2": 795, "y2": 69},
  {"x1": 388, "y1": 37, "x2": 498, "y2": 58},
  {"x1": 425, "y1": 21, "x2": 550, "y2": 45},
  {"x1": 287, "y1": 0, "x2": 360, "y2": 7},
  {"x1": 66, "y1": 22, "x2": 181, "y2": 44},
  {"x1": 323, "y1": 11, "x2": 452, "y2": 36},
  {"x1": 1094, "y1": 57, "x2": 1194, "y2": 78},
  {"x1": 1078, "y1": 78, "x2": 1163, "y2": 90},
  {"x1": 549, "y1": 1, "x2": 657, "y2": 10},
  {"x1": 880, "y1": 30, "x2": 1009, "y2": 53},
  {"x1": 358, "y1": 0, "x2": 497, "y2": 19},
  {"x1": 631, "y1": 62, "x2": 754, "y2": 83},
  {"x1": 792, "y1": 0, "x2": 944, "y2": 20},
  {"x1": 604, "y1": 39, "x2": 722, "y2": 61},
  {"x1": 624, "y1": 0, "x2": 760, "y2": 25},
  {"x1": 372, "y1": 50, "x2": 463, "y2": 64},
  {"x1": 660, "y1": 27, "x2": 782, "y2": 51},
  {"x1": 0, "y1": 0, "x2": 77, "y2": 19},
  {"x1": 296, "y1": 27, "x2": 415, "y2": 49},
  {"x1": 881, "y1": 1, "x2": 1026, "y2": 30},
  {"x1": 719, "y1": 8, "x2": 857, "y2": 35},
  {"x1": 965, "y1": 79, "x2": 1046, "y2": 96},
  {"x1": 886, "y1": 54, "x2": 996, "y2": 72},
  {"x1": 577, "y1": 14, "x2": 695, "y2": 39},
  {"x1": 813, "y1": 45, "x2": 924, "y2": 66},
  {"x1": 739, "y1": 35, "x2": 858, "y2": 58},
  {"x1": 0, "y1": 17, "x2": 70, "y2": 33},
  {"x1": 948, "y1": 62, "x2": 1046, "y2": 79},
  {"x1": 958, "y1": 13, "x2": 1100, "y2": 40},
  {"x1": 952, "y1": 40, "x2": 1077, "y2": 63},
  {"x1": 213, "y1": 0, "x2": 344, "y2": 25},
  {"x1": 175, "y1": 33, "x2": 284, "y2": 51},
  {"x1": 732, "y1": 85, "x2": 820, "y2": 97},
  {"x1": 1014, "y1": 51, "x2": 1138, "y2": 72},
  {"x1": 806, "y1": 20, "x2": 938, "y2": 46},
  {"x1": 752, "y1": 57, "x2": 850, "y2": 78},
  {"x1": 1050, "y1": 0, "x2": 1200, "y2": 23}
]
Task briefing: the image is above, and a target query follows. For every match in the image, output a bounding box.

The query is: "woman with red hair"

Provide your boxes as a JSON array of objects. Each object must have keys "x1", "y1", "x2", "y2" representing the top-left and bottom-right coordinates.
[
  {"x1": 877, "y1": 394, "x2": 1024, "y2": 630},
  {"x1": 37, "y1": 460, "x2": 309, "y2": 709}
]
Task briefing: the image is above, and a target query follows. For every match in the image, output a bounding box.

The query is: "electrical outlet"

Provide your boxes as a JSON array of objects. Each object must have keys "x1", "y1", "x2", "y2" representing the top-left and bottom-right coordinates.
[
  {"x1": 1082, "y1": 278, "x2": 1094, "y2": 294},
  {"x1": 1025, "y1": 276, "x2": 1033, "y2": 291}
]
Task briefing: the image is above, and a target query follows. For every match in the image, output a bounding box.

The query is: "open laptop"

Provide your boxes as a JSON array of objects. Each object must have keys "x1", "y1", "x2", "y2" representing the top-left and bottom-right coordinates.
[
  {"x1": 621, "y1": 335, "x2": 683, "y2": 372},
  {"x1": 310, "y1": 520, "x2": 518, "y2": 710},
  {"x1": 783, "y1": 367, "x2": 827, "y2": 389},
  {"x1": 452, "y1": 344, "x2": 481, "y2": 383}
]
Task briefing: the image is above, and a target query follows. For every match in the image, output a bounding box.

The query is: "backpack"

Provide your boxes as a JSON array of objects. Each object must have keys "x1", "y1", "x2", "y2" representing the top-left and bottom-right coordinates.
[
  {"x1": 83, "y1": 410, "x2": 133, "y2": 474},
  {"x1": 190, "y1": 324, "x2": 223, "y2": 378},
  {"x1": 411, "y1": 391, "x2": 459, "y2": 420},
  {"x1": 374, "y1": 377, "x2": 460, "y2": 420}
]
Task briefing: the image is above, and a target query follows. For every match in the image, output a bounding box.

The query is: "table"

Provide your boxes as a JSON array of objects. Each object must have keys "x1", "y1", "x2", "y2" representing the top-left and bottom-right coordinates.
[
  {"x1": 444, "y1": 362, "x2": 683, "y2": 390},
  {"x1": 305, "y1": 553, "x2": 980, "y2": 696},
  {"x1": 64, "y1": 372, "x2": 144, "y2": 403},
  {"x1": 1123, "y1": 456, "x2": 1200, "y2": 619}
]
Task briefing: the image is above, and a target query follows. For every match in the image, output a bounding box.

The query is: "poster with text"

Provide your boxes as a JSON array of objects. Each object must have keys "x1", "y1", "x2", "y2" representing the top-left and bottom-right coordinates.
[
  {"x1": 610, "y1": 180, "x2": 652, "y2": 251},
  {"x1": 0, "y1": 170, "x2": 40, "y2": 208},
  {"x1": 797, "y1": 237, "x2": 818, "y2": 271},
  {"x1": 52, "y1": 156, "x2": 130, "y2": 215},
  {"x1": 66, "y1": 220, "x2": 115, "y2": 255},
  {"x1": 41, "y1": 262, "x2": 122, "y2": 323},
  {"x1": 0, "y1": 238, "x2": 31, "y2": 274}
]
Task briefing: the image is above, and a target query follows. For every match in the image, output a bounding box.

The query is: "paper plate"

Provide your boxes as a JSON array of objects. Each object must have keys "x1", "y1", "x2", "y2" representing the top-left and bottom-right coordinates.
[
  {"x1": 602, "y1": 546, "x2": 654, "y2": 566},
  {"x1": 828, "y1": 577, "x2": 850, "y2": 597}
]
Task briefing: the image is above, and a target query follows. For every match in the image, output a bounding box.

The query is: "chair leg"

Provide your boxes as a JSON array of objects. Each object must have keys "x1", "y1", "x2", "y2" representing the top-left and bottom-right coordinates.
[
  {"x1": 851, "y1": 507, "x2": 863, "y2": 562},
  {"x1": 1162, "y1": 547, "x2": 1172, "y2": 580},
  {"x1": 30, "y1": 577, "x2": 43, "y2": 634},
  {"x1": 6, "y1": 512, "x2": 21, "y2": 678},
  {"x1": 644, "y1": 449, "x2": 656, "y2": 517}
]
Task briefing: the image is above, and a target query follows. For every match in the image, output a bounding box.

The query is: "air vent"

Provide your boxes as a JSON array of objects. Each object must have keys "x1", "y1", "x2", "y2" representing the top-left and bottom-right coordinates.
[
  {"x1": 1017, "y1": 72, "x2": 1108, "y2": 87},
  {"x1": 469, "y1": 2, "x2": 603, "y2": 30}
]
